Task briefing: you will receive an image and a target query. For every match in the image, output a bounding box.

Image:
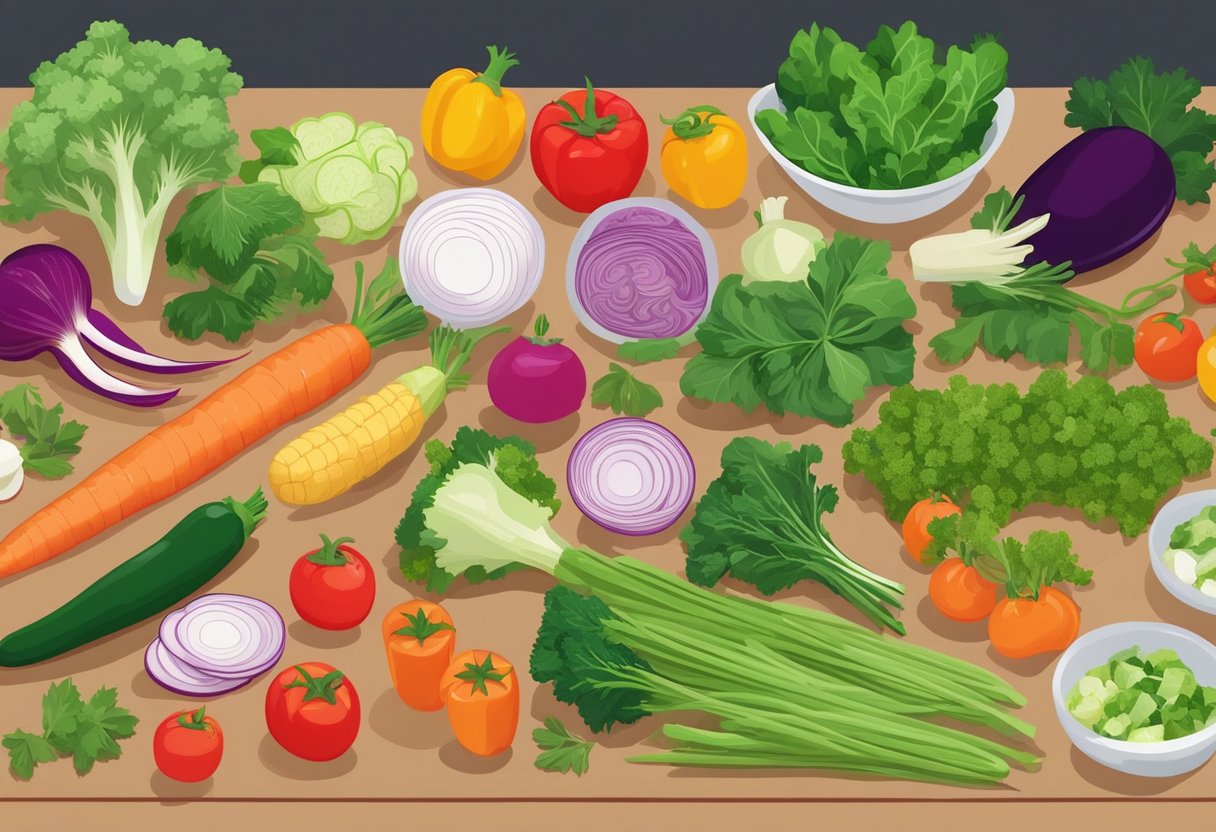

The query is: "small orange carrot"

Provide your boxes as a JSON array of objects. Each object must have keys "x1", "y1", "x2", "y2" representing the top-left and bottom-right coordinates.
[
  {"x1": 382, "y1": 600, "x2": 456, "y2": 711},
  {"x1": 0, "y1": 262, "x2": 425, "y2": 580},
  {"x1": 439, "y1": 649, "x2": 519, "y2": 756}
]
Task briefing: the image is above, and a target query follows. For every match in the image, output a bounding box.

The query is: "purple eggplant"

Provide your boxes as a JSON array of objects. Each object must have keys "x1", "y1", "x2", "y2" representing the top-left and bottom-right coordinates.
[{"x1": 1011, "y1": 126, "x2": 1175, "y2": 275}]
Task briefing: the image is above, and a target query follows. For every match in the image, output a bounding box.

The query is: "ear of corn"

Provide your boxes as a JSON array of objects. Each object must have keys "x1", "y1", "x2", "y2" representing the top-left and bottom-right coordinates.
[{"x1": 269, "y1": 366, "x2": 445, "y2": 505}]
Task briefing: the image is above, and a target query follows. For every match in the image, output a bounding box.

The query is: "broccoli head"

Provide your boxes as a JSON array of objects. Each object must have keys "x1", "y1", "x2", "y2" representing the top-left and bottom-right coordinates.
[{"x1": 0, "y1": 20, "x2": 243, "y2": 305}]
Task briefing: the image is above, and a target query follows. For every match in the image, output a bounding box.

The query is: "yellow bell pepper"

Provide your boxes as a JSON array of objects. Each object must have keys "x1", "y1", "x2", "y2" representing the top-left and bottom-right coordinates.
[
  {"x1": 1198, "y1": 332, "x2": 1216, "y2": 402},
  {"x1": 421, "y1": 46, "x2": 526, "y2": 181},
  {"x1": 660, "y1": 106, "x2": 747, "y2": 209}
]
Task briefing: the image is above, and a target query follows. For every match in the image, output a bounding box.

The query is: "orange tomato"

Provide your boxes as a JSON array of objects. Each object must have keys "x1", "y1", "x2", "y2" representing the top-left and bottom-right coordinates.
[
  {"x1": 928, "y1": 559, "x2": 998, "y2": 622},
  {"x1": 987, "y1": 586, "x2": 1080, "y2": 659},
  {"x1": 439, "y1": 649, "x2": 519, "y2": 756},
  {"x1": 382, "y1": 600, "x2": 456, "y2": 711},
  {"x1": 901, "y1": 495, "x2": 962, "y2": 563}
]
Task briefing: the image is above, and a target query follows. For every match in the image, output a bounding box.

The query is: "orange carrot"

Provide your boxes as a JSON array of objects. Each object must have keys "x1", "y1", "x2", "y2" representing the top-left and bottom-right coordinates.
[
  {"x1": 0, "y1": 263, "x2": 425, "y2": 580},
  {"x1": 439, "y1": 649, "x2": 519, "y2": 756},
  {"x1": 382, "y1": 600, "x2": 456, "y2": 711}
]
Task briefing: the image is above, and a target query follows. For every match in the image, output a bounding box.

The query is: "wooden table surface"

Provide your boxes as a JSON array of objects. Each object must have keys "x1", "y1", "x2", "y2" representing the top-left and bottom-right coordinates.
[{"x1": 1, "y1": 86, "x2": 1215, "y2": 823}]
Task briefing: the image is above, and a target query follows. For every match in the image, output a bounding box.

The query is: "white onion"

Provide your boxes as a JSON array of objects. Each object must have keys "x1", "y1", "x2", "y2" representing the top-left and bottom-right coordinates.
[
  {"x1": 567, "y1": 418, "x2": 696, "y2": 536},
  {"x1": 398, "y1": 188, "x2": 544, "y2": 327}
]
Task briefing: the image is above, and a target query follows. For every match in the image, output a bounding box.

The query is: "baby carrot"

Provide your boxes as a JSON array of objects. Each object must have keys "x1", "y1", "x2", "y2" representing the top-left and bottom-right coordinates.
[
  {"x1": 439, "y1": 649, "x2": 519, "y2": 756},
  {"x1": 382, "y1": 600, "x2": 456, "y2": 711}
]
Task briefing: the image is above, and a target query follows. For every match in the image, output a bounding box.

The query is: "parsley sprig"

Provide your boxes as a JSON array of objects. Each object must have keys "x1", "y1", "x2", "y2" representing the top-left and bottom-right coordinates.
[
  {"x1": 3, "y1": 679, "x2": 138, "y2": 780},
  {"x1": 0, "y1": 384, "x2": 88, "y2": 479}
]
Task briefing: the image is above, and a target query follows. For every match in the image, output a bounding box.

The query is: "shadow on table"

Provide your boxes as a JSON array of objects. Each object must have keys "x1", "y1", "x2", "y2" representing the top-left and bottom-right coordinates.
[
  {"x1": 438, "y1": 741, "x2": 513, "y2": 774},
  {"x1": 149, "y1": 770, "x2": 213, "y2": 802},
  {"x1": 916, "y1": 595, "x2": 989, "y2": 643},
  {"x1": 287, "y1": 619, "x2": 362, "y2": 649},
  {"x1": 257, "y1": 734, "x2": 357, "y2": 780},
  {"x1": 368, "y1": 688, "x2": 450, "y2": 751},
  {"x1": 1069, "y1": 746, "x2": 1199, "y2": 795}
]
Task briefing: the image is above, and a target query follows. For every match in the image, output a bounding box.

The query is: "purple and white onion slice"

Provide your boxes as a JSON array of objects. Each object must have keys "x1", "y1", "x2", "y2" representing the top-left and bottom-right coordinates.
[
  {"x1": 144, "y1": 637, "x2": 253, "y2": 697},
  {"x1": 156, "y1": 594, "x2": 285, "y2": 681},
  {"x1": 567, "y1": 417, "x2": 696, "y2": 536}
]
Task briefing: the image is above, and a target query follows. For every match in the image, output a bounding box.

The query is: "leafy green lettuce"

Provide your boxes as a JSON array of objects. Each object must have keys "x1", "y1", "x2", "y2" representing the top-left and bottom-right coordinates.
[
  {"x1": 679, "y1": 233, "x2": 915, "y2": 426},
  {"x1": 1065, "y1": 57, "x2": 1216, "y2": 204},
  {"x1": 757, "y1": 22, "x2": 1007, "y2": 189},
  {"x1": 162, "y1": 183, "x2": 333, "y2": 342}
]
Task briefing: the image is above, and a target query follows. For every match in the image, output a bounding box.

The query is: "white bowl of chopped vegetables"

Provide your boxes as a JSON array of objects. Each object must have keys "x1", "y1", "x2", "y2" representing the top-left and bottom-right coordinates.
[
  {"x1": 1149, "y1": 489, "x2": 1216, "y2": 615},
  {"x1": 1052, "y1": 622, "x2": 1216, "y2": 777},
  {"x1": 747, "y1": 85, "x2": 1015, "y2": 224}
]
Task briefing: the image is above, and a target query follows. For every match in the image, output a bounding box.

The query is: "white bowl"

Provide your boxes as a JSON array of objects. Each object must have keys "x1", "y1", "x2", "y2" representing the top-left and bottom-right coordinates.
[
  {"x1": 1052, "y1": 621, "x2": 1216, "y2": 777},
  {"x1": 746, "y1": 85, "x2": 1015, "y2": 224},
  {"x1": 1148, "y1": 489, "x2": 1216, "y2": 615}
]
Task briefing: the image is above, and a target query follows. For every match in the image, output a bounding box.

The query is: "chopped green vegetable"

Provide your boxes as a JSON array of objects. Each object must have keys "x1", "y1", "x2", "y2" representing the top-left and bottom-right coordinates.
[
  {"x1": 590, "y1": 364, "x2": 663, "y2": 417},
  {"x1": 0, "y1": 385, "x2": 88, "y2": 479},
  {"x1": 252, "y1": 113, "x2": 418, "y2": 245},
  {"x1": 398, "y1": 430, "x2": 1036, "y2": 785},
  {"x1": 162, "y1": 183, "x2": 334, "y2": 342},
  {"x1": 3, "y1": 679, "x2": 138, "y2": 779},
  {"x1": 757, "y1": 22, "x2": 1007, "y2": 189},
  {"x1": 532, "y1": 716, "x2": 595, "y2": 776},
  {"x1": 396, "y1": 427, "x2": 560, "y2": 593},
  {"x1": 680, "y1": 233, "x2": 916, "y2": 426},
  {"x1": 1065, "y1": 58, "x2": 1216, "y2": 204},
  {"x1": 0, "y1": 20, "x2": 243, "y2": 306},
  {"x1": 842, "y1": 370, "x2": 1213, "y2": 537},
  {"x1": 683, "y1": 437, "x2": 904, "y2": 632},
  {"x1": 1067, "y1": 647, "x2": 1216, "y2": 741},
  {"x1": 1163, "y1": 505, "x2": 1216, "y2": 595}
]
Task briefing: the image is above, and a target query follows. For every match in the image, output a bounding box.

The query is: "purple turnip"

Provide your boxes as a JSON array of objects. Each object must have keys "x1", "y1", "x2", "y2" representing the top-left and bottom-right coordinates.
[{"x1": 488, "y1": 315, "x2": 586, "y2": 423}]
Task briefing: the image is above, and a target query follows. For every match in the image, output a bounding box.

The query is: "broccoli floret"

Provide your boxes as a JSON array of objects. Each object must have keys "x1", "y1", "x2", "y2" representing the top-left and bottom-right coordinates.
[{"x1": 0, "y1": 21, "x2": 242, "y2": 306}]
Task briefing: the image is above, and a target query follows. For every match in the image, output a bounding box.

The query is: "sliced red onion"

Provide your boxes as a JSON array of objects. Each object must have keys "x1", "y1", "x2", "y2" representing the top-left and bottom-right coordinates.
[
  {"x1": 82, "y1": 309, "x2": 245, "y2": 374},
  {"x1": 0, "y1": 244, "x2": 240, "y2": 407},
  {"x1": 399, "y1": 188, "x2": 545, "y2": 327},
  {"x1": 567, "y1": 417, "x2": 696, "y2": 536},
  {"x1": 144, "y1": 637, "x2": 253, "y2": 697},
  {"x1": 157, "y1": 594, "x2": 285, "y2": 680}
]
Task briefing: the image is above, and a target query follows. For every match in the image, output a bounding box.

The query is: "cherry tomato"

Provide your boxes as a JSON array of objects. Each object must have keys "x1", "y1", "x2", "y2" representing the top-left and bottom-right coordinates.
[
  {"x1": 265, "y1": 662, "x2": 360, "y2": 762},
  {"x1": 289, "y1": 534, "x2": 376, "y2": 630},
  {"x1": 928, "y1": 559, "x2": 998, "y2": 622},
  {"x1": 1134, "y1": 312, "x2": 1203, "y2": 382},
  {"x1": 901, "y1": 495, "x2": 961, "y2": 563},
  {"x1": 1184, "y1": 267, "x2": 1216, "y2": 305},
  {"x1": 153, "y1": 707, "x2": 222, "y2": 783}
]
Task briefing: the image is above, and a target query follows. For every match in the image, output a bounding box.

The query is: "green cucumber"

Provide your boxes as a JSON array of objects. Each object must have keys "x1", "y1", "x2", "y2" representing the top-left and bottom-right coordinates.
[{"x1": 0, "y1": 489, "x2": 267, "y2": 667}]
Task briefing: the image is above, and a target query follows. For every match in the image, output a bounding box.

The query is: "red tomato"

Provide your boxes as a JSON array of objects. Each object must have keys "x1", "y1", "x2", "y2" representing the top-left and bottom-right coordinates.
[
  {"x1": 1184, "y1": 267, "x2": 1216, "y2": 304},
  {"x1": 1133, "y1": 312, "x2": 1204, "y2": 382},
  {"x1": 289, "y1": 535, "x2": 376, "y2": 630},
  {"x1": 153, "y1": 707, "x2": 223, "y2": 783},
  {"x1": 265, "y1": 662, "x2": 360, "y2": 762},
  {"x1": 530, "y1": 79, "x2": 647, "y2": 212}
]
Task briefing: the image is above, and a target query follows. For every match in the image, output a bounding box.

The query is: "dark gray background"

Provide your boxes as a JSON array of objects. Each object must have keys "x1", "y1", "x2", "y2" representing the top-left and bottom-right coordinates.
[{"x1": 2, "y1": 0, "x2": 1212, "y2": 87}]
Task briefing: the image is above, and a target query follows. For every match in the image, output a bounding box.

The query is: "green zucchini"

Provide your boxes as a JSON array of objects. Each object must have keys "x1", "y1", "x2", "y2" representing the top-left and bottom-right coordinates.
[{"x1": 0, "y1": 489, "x2": 267, "y2": 667}]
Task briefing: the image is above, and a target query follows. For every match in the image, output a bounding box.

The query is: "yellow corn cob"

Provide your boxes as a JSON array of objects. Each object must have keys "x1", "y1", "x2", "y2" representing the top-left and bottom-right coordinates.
[{"x1": 269, "y1": 366, "x2": 445, "y2": 505}]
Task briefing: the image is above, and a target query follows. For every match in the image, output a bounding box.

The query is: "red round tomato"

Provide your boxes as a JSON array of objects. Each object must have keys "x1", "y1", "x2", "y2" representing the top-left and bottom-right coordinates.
[
  {"x1": 530, "y1": 79, "x2": 647, "y2": 213},
  {"x1": 289, "y1": 534, "x2": 375, "y2": 630},
  {"x1": 265, "y1": 662, "x2": 360, "y2": 762},
  {"x1": 1133, "y1": 312, "x2": 1203, "y2": 382},
  {"x1": 1184, "y1": 267, "x2": 1216, "y2": 305},
  {"x1": 153, "y1": 707, "x2": 222, "y2": 783}
]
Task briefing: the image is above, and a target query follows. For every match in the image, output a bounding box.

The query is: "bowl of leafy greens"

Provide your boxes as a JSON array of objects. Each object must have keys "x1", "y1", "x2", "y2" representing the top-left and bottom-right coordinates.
[
  {"x1": 1053, "y1": 622, "x2": 1216, "y2": 777},
  {"x1": 749, "y1": 21, "x2": 1013, "y2": 224}
]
